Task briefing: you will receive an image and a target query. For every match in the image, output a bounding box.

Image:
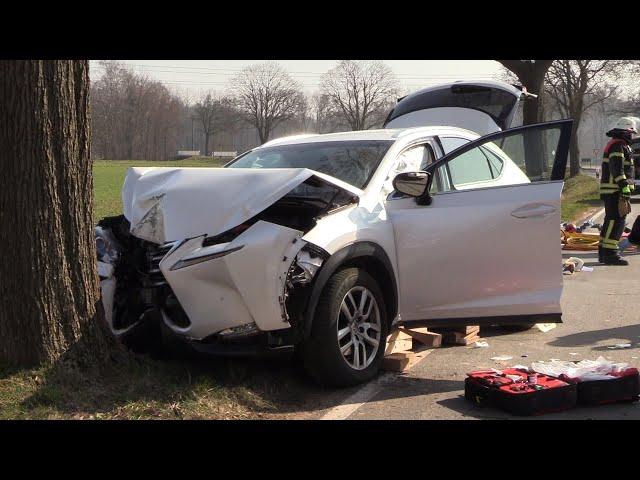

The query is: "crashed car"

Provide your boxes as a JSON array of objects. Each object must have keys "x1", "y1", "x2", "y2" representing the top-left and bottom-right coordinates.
[{"x1": 97, "y1": 81, "x2": 573, "y2": 387}]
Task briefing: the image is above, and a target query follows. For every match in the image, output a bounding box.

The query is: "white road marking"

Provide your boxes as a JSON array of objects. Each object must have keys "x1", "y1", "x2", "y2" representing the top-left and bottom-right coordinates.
[{"x1": 320, "y1": 350, "x2": 433, "y2": 420}]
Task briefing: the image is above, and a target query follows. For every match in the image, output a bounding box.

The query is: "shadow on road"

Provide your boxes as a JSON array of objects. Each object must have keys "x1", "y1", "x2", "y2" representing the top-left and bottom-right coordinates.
[{"x1": 548, "y1": 324, "x2": 640, "y2": 350}]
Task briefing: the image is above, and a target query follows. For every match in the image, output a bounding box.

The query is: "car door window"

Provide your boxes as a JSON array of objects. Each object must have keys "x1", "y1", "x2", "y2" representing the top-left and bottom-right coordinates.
[
  {"x1": 447, "y1": 147, "x2": 495, "y2": 186},
  {"x1": 436, "y1": 136, "x2": 505, "y2": 189},
  {"x1": 431, "y1": 120, "x2": 572, "y2": 192},
  {"x1": 439, "y1": 136, "x2": 470, "y2": 154}
]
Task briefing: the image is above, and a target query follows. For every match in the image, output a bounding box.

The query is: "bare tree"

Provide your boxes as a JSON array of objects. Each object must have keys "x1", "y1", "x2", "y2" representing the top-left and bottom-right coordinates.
[
  {"x1": 545, "y1": 60, "x2": 626, "y2": 177},
  {"x1": 0, "y1": 60, "x2": 117, "y2": 366},
  {"x1": 91, "y1": 61, "x2": 185, "y2": 160},
  {"x1": 320, "y1": 60, "x2": 399, "y2": 131},
  {"x1": 194, "y1": 93, "x2": 218, "y2": 156},
  {"x1": 232, "y1": 62, "x2": 305, "y2": 144},
  {"x1": 311, "y1": 93, "x2": 335, "y2": 133}
]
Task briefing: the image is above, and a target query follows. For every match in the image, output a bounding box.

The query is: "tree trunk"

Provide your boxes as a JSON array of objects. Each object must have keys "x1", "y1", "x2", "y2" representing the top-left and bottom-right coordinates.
[
  {"x1": 497, "y1": 61, "x2": 555, "y2": 180},
  {"x1": 569, "y1": 118, "x2": 582, "y2": 177},
  {"x1": 204, "y1": 133, "x2": 210, "y2": 157},
  {"x1": 0, "y1": 60, "x2": 116, "y2": 367},
  {"x1": 497, "y1": 60, "x2": 553, "y2": 126}
]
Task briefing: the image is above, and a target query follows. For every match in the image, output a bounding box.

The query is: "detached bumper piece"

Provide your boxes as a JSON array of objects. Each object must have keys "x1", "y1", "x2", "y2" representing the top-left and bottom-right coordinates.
[{"x1": 162, "y1": 323, "x2": 295, "y2": 358}]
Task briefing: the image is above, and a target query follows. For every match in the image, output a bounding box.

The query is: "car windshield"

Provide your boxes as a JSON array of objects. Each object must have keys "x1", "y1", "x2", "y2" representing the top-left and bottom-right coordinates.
[{"x1": 226, "y1": 140, "x2": 393, "y2": 189}]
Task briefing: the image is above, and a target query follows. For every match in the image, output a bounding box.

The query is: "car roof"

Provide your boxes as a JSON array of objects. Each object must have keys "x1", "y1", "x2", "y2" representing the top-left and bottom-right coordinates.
[{"x1": 258, "y1": 126, "x2": 479, "y2": 148}]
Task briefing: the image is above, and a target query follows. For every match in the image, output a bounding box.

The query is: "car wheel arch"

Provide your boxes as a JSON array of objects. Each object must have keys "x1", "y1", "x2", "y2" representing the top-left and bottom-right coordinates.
[{"x1": 300, "y1": 241, "x2": 398, "y2": 341}]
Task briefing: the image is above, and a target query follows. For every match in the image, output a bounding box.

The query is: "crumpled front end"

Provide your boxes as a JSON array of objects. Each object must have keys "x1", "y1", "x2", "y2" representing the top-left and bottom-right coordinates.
[{"x1": 96, "y1": 168, "x2": 355, "y2": 352}]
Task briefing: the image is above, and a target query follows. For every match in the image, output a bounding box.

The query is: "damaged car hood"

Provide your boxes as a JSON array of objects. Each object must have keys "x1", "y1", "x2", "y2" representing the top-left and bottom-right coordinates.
[{"x1": 122, "y1": 167, "x2": 359, "y2": 244}]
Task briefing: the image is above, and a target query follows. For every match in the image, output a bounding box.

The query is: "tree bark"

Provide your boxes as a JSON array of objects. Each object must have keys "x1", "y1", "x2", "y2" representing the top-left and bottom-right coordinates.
[
  {"x1": 569, "y1": 114, "x2": 582, "y2": 177},
  {"x1": 497, "y1": 60, "x2": 553, "y2": 125},
  {"x1": 498, "y1": 61, "x2": 554, "y2": 179},
  {"x1": 0, "y1": 60, "x2": 116, "y2": 367}
]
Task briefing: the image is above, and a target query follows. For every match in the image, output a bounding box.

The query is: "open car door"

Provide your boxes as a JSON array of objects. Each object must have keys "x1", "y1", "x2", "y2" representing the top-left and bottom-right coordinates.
[
  {"x1": 383, "y1": 81, "x2": 526, "y2": 136},
  {"x1": 387, "y1": 120, "x2": 572, "y2": 327}
]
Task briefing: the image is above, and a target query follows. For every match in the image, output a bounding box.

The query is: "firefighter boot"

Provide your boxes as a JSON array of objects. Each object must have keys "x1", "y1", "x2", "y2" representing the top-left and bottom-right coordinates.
[{"x1": 602, "y1": 250, "x2": 629, "y2": 266}]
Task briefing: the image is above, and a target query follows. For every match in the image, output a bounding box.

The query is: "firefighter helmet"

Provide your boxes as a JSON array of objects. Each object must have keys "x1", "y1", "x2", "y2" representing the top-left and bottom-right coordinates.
[{"x1": 611, "y1": 116, "x2": 638, "y2": 135}]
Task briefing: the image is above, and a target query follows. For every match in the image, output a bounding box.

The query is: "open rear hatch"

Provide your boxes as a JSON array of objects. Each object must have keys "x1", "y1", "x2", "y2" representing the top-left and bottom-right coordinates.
[{"x1": 383, "y1": 81, "x2": 525, "y2": 136}]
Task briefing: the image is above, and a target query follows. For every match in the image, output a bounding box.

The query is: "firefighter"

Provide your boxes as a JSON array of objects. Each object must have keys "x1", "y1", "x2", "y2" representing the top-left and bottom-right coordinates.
[{"x1": 598, "y1": 117, "x2": 637, "y2": 265}]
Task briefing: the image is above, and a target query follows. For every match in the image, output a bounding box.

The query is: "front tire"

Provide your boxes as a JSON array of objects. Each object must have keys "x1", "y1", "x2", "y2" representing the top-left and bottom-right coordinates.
[{"x1": 302, "y1": 268, "x2": 388, "y2": 388}]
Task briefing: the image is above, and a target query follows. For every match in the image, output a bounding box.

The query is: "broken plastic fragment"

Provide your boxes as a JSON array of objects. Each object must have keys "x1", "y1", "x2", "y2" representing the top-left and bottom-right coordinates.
[
  {"x1": 491, "y1": 355, "x2": 513, "y2": 362},
  {"x1": 474, "y1": 341, "x2": 489, "y2": 348},
  {"x1": 607, "y1": 343, "x2": 632, "y2": 349},
  {"x1": 530, "y1": 356, "x2": 630, "y2": 380},
  {"x1": 535, "y1": 323, "x2": 557, "y2": 333}
]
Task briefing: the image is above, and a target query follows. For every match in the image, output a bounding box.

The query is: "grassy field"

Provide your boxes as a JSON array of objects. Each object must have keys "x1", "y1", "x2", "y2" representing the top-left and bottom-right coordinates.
[
  {"x1": 93, "y1": 158, "x2": 225, "y2": 220},
  {"x1": 561, "y1": 174, "x2": 601, "y2": 223}
]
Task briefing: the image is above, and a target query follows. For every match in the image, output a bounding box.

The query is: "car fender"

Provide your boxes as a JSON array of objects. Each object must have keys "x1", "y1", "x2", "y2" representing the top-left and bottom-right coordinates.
[{"x1": 301, "y1": 241, "x2": 398, "y2": 340}]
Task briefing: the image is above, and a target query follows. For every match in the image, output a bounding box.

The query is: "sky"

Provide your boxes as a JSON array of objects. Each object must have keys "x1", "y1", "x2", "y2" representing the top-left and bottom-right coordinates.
[{"x1": 88, "y1": 60, "x2": 504, "y2": 99}]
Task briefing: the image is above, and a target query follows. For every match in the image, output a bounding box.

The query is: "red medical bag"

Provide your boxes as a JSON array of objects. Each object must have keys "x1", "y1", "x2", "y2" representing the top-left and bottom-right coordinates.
[
  {"x1": 559, "y1": 368, "x2": 640, "y2": 406},
  {"x1": 465, "y1": 368, "x2": 577, "y2": 416}
]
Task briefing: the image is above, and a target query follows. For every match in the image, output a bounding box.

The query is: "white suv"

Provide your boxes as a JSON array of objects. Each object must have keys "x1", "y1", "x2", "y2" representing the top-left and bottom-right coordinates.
[{"x1": 97, "y1": 81, "x2": 573, "y2": 386}]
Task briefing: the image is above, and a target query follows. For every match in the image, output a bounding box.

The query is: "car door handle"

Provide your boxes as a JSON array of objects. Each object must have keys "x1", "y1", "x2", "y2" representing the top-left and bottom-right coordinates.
[{"x1": 511, "y1": 203, "x2": 557, "y2": 219}]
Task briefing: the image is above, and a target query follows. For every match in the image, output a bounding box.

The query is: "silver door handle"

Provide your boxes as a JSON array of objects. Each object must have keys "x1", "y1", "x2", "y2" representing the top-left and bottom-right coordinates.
[{"x1": 511, "y1": 203, "x2": 556, "y2": 219}]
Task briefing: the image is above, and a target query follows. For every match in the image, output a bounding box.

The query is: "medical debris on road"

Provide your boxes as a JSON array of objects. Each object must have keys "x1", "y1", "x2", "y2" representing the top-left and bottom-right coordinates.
[{"x1": 465, "y1": 357, "x2": 640, "y2": 416}]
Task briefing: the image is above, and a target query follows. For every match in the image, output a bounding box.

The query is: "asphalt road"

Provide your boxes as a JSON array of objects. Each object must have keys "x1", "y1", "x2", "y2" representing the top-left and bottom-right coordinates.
[{"x1": 300, "y1": 199, "x2": 640, "y2": 420}]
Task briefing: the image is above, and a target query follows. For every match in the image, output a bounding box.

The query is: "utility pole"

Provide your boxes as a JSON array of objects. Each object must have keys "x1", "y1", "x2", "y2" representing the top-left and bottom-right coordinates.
[{"x1": 191, "y1": 116, "x2": 195, "y2": 150}]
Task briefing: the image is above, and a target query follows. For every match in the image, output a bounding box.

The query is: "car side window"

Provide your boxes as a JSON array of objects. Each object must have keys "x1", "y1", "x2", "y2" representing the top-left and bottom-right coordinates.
[
  {"x1": 439, "y1": 136, "x2": 470, "y2": 154},
  {"x1": 434, "y1": 136, "x2": 505, "y2": 190},
  {"x1": 384, "y1": 143, "x2": 435, "y2": 197}
]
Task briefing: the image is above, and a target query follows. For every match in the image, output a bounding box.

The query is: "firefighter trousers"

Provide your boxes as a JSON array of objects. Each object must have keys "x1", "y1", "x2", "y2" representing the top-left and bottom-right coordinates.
[{"x1": 599, "y1": 192, "x2": 627, "y2": 252}]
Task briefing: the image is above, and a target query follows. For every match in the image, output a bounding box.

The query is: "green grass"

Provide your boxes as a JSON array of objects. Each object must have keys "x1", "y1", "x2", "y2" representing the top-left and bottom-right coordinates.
[
  {"x1": 0, "y1": 354, "x2": 316, "y2": 420},
  {"x1": 93, "y1": 157, "x2": 225, "y2": 220},
  {"x1": 561, "y1": 174, "x2": 601, "y2": 223}
]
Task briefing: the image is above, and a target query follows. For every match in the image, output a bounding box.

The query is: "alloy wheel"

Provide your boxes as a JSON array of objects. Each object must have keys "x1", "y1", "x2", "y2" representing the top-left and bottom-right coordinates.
[{"x1": 336, "y1": 286, "x2": 381, "y2": 370}]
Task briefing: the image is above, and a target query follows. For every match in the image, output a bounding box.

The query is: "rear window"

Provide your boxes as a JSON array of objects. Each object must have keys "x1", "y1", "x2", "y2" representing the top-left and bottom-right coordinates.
[{"x1": 386, "y1": 84, "x2": 519, "y2": 128}]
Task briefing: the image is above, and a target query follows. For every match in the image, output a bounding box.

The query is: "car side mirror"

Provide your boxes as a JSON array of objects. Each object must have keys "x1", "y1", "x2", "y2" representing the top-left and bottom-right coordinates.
[{"x1": 392, "y1": 171, "x2": 433, "y2": 205}]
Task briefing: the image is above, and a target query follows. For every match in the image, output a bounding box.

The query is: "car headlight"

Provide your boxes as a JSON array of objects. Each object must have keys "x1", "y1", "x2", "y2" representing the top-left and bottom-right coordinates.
[{"x1": 170, "y1": 245, "x2": 244, "y2": 271}]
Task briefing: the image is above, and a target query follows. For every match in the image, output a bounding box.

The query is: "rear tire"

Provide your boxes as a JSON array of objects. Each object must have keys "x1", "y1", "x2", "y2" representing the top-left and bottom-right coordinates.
[{"x1": 302, "y1": 268, "x2": 388, "y2": 388}]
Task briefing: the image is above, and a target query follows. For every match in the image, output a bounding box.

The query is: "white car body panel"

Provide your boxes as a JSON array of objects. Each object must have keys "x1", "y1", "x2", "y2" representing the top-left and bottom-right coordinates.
[
  {"x1": 123, "y1": 167, "x2": 320, "y2": 244},
  {"x1": 159, "y1": 221, "x2": 305, "y2": 338},
  {"x1": 387, "y1": 181, "x2": 563, "y2": 320},
  {"x1": 385, "y1": 107, "x2": 503, "y2": 137}
]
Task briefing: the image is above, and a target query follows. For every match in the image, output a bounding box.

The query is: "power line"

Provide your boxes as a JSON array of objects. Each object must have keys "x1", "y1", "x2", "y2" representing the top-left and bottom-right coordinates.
[{"x1": 89, "y1": 61, "x2": 500, "y2": 80}]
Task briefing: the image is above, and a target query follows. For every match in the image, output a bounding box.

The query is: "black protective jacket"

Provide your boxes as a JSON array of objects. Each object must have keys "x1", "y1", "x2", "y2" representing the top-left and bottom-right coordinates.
[{"x1": 600, "y1": 138, "x2": 634, "y2": 197}]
